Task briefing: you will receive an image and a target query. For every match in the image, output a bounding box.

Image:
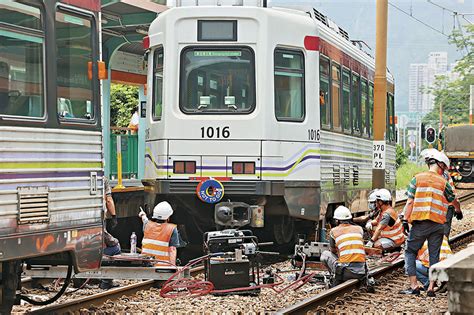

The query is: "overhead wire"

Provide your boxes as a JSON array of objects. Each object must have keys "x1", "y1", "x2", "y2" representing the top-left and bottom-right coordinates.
[{"x1": 388, "y1": 1, "x2": 449, "y2": 37}]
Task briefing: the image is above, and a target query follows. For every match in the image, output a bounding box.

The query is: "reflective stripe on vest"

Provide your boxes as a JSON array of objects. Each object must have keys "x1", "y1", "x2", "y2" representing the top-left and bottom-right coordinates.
[
  {"x1": 141, "y1": 221, "x2": 176, "y2": 266},
  {"x1": 411, "y1": 172, "x2": 449, "y2": 224},
  {"x1": 331, "y1": 224, "x2": 366, "y2": 264},
  {"x1": 379, "y1": 207, "x2": 405, "y2": 246},
  {"x1": 417, "y1": 236, "x2": 452, "y2": 268}
]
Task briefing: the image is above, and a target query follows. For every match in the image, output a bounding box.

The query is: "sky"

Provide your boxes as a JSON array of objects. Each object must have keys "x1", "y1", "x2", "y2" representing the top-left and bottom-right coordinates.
[{"x1": 271, "y1": 0, "x2": 473, "y2": 112}]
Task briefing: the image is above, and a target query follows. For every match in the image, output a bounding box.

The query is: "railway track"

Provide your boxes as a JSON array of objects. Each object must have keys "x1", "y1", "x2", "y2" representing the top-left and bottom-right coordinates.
[
  {"x1": 277, "y1": 193, "x2": 474, "y2": 315},
  {"x1": 24, "y1": 193, "x2": 474, "y2": 314},
  {"x1": 26, "y1": 266, "x2": 204, "y2": 315}
]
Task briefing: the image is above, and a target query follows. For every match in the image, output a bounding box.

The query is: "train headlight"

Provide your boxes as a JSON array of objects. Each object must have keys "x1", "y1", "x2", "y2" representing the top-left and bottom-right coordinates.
[
  {"x1": 173, "y1": 161, "x2": 196, "y2": 174},
  {"x1": 232, "y1": 162, "x2": 255, "y2": 175},
  {"x1": 462, "y1": 161, "x2": 472, "y2": 173}
]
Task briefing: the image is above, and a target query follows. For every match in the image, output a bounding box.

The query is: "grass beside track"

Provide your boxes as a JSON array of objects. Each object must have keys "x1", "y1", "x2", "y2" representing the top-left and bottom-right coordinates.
[{"x1": 396, "y1": 162, "x2": 427, "y2": 190}]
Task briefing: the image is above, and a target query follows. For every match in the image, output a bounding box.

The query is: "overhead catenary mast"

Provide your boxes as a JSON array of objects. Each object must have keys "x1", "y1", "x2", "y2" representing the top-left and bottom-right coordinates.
[{"x1": 373, "y1": 0, "x2": 388, "y2": 189}]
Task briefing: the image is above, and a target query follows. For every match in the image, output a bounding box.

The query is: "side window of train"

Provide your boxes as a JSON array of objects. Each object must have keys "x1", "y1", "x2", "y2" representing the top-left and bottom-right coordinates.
[
  {"x1": 0, "y1": 1, "x2": 45, "y2": 119},
  {"x1": 351, "y1": 73, "x2": 361, "y2": 135},
  {"x1": 342, "y1": 68, "x2": 351, "y2": 133},
  {"x1": 56, "y1": 9, "x2": 95, "y2": 122},
  {"x1": 361, "y1": 79, "x2": 368, "y2": 137},
  {"x1": 153, "y1": 47, "x2": 164, "y2": 120},
  {"x1": 369, "y1": 82, "x2": 374, "y2": 138},
  {"x1": 274, "y1": 49, "x2": 305, "y2": 121},
  {"x1": 319, "y1": 56, "x2": 330, "y2": 129},
  {"x1": 331, "y1": 63, "x2": 341, "y2": 130}
]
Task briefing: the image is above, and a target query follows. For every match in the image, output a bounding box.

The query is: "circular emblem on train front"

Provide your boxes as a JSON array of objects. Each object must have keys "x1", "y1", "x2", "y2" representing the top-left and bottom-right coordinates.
[{"x1": 196, "y1": 179, "x2": 224, "y2": 204}]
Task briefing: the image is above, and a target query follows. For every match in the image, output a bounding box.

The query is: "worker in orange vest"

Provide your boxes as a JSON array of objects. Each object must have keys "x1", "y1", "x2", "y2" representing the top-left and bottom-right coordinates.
[
  {"x1": 365, "y1": 189, "x2": 404, "y2": 251},
  {"x1": 321, "y1": 206, "x2": 367, "y2": 286},
  {"x1": 399, "y1": 150, "x2": 455, "y2": 297},
  {"x1": 421, "y1": 149, "x2": 462, "y2": 237},
  {"x1": 138, "y1": 201, "x2": 182, "y2": 266},
  {"x1": 416, "y1": 235, "x2": 452, "y2": 291}
]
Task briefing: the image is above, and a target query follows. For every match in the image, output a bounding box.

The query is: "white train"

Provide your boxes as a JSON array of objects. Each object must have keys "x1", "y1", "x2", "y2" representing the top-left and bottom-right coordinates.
[{"x1": 142, "y1": 2, "x2": 396, "y2": 243}]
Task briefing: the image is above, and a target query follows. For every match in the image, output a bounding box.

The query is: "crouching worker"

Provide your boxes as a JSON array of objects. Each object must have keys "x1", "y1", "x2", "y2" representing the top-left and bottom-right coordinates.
[
  {"x1": 365, "y1": 189, "x2": 405, "y2": 251},
  {"x1": 321, "y1": 206, "x2": 367, "y2": 286},
  {"x1": 138, "y1": 201, "x2": 181, "y2": 266},
  {"x1": 416, "y1": 235, "x2": 452, "y2": 291}
]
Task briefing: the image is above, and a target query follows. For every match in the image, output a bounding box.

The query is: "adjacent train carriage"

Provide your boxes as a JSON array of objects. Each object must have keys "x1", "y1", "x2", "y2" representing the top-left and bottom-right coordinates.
[
  {"x1": 445, "y1": 124, "x2": 474, "y2": 187},
  {"x1": 0, "y1": 0, "x2": 104, "y2": 311},
  {"x1": 142, "y1": 3, "x2": 396, "y2": 244}
]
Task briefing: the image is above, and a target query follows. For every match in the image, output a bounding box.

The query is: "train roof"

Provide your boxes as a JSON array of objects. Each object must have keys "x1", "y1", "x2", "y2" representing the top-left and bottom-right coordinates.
[{"x1": 149, "y1": 5, "x2": 394, "y2": 83}]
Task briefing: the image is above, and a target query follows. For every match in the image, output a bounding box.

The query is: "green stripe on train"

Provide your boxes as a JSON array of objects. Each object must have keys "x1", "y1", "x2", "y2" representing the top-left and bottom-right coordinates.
[{"x1": 0, "y1": 161, "x2": 102, "y2": 169}]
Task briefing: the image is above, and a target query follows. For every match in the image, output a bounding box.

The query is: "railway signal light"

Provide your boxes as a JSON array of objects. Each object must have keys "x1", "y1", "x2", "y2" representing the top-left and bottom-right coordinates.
[{"x1": 426, "y1": 127, "x2": 436, "y2": 144}]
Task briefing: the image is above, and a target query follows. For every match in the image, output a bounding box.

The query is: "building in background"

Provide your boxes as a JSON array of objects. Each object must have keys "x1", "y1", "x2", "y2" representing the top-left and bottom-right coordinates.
[{"x1": 408, "y1": 52, "x2": 458, "y2": 115}]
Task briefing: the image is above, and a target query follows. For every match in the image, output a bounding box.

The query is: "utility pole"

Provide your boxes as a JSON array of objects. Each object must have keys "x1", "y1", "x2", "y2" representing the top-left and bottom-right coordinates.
[
  {"x1": 470, "y1": 85, "x2": 474, "y2": 125},
  {"x1": 372, "y1": 0, "x2": 388, "y2": 189},
  {"x1": 438, "y1": 102, "x2": 443, "y2": 150}
]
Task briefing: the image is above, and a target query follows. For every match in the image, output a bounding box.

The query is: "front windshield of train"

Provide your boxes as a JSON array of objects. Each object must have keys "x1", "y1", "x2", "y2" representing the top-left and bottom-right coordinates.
[{"x1": 180, "y1": 47, "x2": 255, "y2": 114}]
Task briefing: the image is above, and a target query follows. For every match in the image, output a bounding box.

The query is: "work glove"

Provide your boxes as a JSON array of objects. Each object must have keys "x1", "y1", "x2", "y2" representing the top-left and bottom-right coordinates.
[
  {"x1": 365, "y1": 240, "x2": 374, "y2": 248},
  {"x1": 365, "y1": 221, "x2": 373, "y2": 232},
  {"x1": 402, "y1": 220, "x2": 410, "y2": 235},
  {"x1": 138, "y1": 209, "x2": 146, "y2": 219},
  {"x1": 454, "y1": 211, "x2": 463, "y2": 220},
  {"x1": 110, "y1": 215, "x2": 118, "y2": 231}
]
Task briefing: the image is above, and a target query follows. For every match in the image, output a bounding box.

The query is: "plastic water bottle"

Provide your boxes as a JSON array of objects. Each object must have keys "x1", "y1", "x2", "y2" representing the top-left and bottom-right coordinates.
[{"x1": 130, "y1": 232, "x2": 137, "y2": 254}]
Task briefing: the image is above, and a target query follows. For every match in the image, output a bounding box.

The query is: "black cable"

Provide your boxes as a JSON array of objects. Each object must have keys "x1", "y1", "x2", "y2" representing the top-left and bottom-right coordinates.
[
  {"x1": 20, "y1": 254, "x2": 73, "y2": 306},
  {"x1": 388, "y1": 1, "x2": 449, "y2": 37}
]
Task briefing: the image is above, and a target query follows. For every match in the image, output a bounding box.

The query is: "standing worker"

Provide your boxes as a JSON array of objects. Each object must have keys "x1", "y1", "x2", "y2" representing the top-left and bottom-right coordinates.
[
  {"x1": 442, "y1": 169, "x2": 462, "y2": 237},
  {"x1": 421, "y1": 149, "x2": 462, "y2": 237},
  {"x1": 321, "y1": 206, "x2": 367, "y2": 286},
  {"x1": 138, "y1": 201, "x2": 181, "y2": 266},
  {"x1": 399, "y1": 150, "x2": 455, "y2": 297},
  {"x1": 128, "y1": 106, "x2": 139, "y2": 135},
  {"x1": 365, "y1": 189, "x2": 405, "y2": 251}
]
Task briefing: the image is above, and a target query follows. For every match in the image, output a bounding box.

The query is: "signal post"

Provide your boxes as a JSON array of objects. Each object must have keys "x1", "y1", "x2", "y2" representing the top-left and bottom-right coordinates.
[{"x1": 373, "y1": 0, "x2": 388, "y2": 189}]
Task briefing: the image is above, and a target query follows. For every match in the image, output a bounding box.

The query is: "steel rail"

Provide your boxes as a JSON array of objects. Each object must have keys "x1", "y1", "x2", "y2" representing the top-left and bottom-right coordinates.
[{"x1": 27, "y1": 266, "x2": 204, "y2": 315}]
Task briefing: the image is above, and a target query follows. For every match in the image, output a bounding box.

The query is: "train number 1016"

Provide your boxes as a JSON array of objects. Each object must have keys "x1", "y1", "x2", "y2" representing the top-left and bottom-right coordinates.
[
  {"x1": 201, "y1": 126, "x2": 230, "y2": 139},
  {"x1": 307, "y1": 129, "x2": 320, "y2": 141}
]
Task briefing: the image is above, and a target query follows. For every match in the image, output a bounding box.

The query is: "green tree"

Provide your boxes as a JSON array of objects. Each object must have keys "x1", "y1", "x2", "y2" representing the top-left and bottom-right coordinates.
[
  {"x1": 396, "y1": 144, "x2": 408, "y2": 168},
  {"x1": 110, "y1": 83, "x2": 139, "y2": 127},
  {"x1": 423, "y1": 25, "x2": 474, "y2": 127}
]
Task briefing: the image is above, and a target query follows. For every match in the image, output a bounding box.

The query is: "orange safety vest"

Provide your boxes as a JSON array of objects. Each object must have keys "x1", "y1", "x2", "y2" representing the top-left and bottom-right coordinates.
[
  {"x1": 331, "y1": 224, "x2": 366, "y2": 264},
  {"x1": 377, "y1": 207, "x2": 405, "y2": 246},
  {"x1": 417, "y1": 236, "x2": 452, "y2": 268},
  {"x1": 410, "y1": 171, "x2": 449, "y2": 224},
  {"x1": 142, "y1": 222, "x2": 176, "y2": 266}
]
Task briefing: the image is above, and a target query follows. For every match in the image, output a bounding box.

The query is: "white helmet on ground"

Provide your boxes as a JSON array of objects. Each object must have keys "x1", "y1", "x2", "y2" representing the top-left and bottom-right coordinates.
[
  {"x1": 376, "y1": 188, "x2": 392, "y2": 202},
  {"x1": 333, "y1": 206, "x2": 352, "y2": 221},
  {"x1": 368, "y1": 189, "x2": 379, "y2": 202},
  {"x1": 152, "y1": 201, "x2": 173, "y2": 220},
  {"x1": 422, "y1": 148, "x2": 450, "y2": 169}
]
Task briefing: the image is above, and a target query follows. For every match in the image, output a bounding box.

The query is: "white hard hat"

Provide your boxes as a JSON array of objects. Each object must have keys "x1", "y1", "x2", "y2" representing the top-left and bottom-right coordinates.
[
  {"x1": 368, "y1": 189, "x2": 379, "y2": 202},
  {"x1": 333, "y1": 206, "x2": 352, "y2": 220},
  {"x1": 152, "y1": 201, "x2": 173, "y2": 220},
  {"x1": 376, "y1": 188, "x2": 392, "y2": 202},
  {"x1": 423, "y1": 149, "x2": 450, "y2": 168}
]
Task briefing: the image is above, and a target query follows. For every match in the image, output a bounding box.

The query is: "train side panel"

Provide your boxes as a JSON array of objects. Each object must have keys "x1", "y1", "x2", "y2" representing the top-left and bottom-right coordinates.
[{"x1": 0, "y1": 127, "x2": 103, "y2": 271}]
